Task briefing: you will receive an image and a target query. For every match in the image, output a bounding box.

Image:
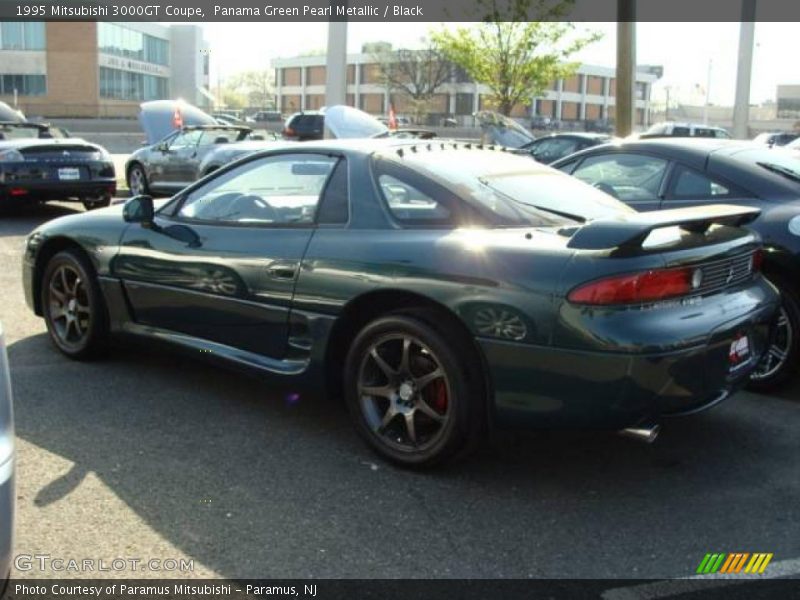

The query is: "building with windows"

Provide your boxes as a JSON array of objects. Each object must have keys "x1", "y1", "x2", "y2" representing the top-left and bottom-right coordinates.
[
  {"x1": 777, "y1": 85, "x2": 800, "y2": 120},
  {"x1": 0, "y1": 21, "x2": 210, "y2": 118},
  {"x1": 272, "y1": 52, "x2": 661, "y2": 126}
]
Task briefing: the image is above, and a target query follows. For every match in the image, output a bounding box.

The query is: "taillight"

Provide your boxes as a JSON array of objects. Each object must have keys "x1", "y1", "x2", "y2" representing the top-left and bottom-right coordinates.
[
  {"x1": 752, "y1": 248, "x2": 763, "y2": 272},
  {"x1": 568, "y1": 267, "x2": 694, "y2": 305},
  {"x1": 283, "y1": 127, "x2": 295, "y2": 137}
]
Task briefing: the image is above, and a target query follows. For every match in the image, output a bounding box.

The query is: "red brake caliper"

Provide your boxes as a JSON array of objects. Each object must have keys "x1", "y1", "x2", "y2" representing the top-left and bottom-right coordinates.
[{"x1": 430, "y1": 379, "x2": 448, "y2": 414}]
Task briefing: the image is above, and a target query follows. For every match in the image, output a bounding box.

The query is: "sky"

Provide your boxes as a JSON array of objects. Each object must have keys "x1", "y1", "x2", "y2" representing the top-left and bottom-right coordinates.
[{"x1": 197, "y1": 21, "x2": 798, "y2": 107}]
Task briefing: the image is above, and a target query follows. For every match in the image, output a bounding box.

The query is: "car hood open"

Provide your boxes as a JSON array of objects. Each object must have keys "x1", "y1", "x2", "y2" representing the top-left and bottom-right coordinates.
[
  {"x1": 474, "y1": 111, "x2": 536, "y2": 149},
  {"x1": 0, "y1": 101, "x2": 25, "y2": 123},
  {"x1": 138, "y1": 100, "x2": 218, "y2": 145},
  {"x1": 322, "y1": 105, "x2": 390, "y2": 139}
]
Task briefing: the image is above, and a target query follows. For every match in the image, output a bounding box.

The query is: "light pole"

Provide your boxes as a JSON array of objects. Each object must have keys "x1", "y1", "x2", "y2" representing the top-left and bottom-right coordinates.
[
  {"x1": 733, "y1": 0, "x2": 756, "y2": 139},
  {"x1": 324, "y1": 3, "x2": 348, "y2": 137},
  {"x1": 615, "y1": 0, "x2": 637, "y2": 137},
  {"x1": 702, "y1": 59, "x2": 712, "y2": 125}
]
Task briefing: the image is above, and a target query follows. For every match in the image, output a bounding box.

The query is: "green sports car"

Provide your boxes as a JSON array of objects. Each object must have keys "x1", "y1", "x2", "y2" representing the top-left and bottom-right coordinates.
[{"x1": 22, "y1": 135, "x2": 779, "y2": 466}]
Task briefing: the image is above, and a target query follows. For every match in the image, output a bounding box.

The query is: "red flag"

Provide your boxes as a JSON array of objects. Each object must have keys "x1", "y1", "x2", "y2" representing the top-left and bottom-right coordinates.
[
  {"x1": 172, "y1": 106, "x2": 183, "y2": 129},
  {"x1": 388, "y1": 103, "x2": 397, "y2": 130}
]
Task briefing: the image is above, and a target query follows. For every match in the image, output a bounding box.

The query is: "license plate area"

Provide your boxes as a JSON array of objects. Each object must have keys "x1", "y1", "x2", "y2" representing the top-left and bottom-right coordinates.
[{"x1": 58, "y1": 167, "x2": 81, "y2": 181}]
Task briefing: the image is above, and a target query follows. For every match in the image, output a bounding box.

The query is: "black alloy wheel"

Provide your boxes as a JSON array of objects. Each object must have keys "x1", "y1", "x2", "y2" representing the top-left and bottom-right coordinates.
[
  {"x1": 344, "y1": 313, "x2": 485, "y2": 467},
  {"x1": 41, "y1": 250, "x2": 108, "y2": 359},
  {"x1": 748, "y1": 279, "x2": 800, "y2": 391}
]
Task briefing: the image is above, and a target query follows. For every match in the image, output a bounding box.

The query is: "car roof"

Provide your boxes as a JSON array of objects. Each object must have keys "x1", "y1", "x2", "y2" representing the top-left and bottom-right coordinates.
[{"x1": 552, "y1": 137, "x2": 755, "y2": 169}]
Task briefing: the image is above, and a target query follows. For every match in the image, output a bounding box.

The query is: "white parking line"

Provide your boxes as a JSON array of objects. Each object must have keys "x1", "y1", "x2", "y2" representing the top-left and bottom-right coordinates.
[{"x1": 601, "y1": 557, "x2": 800, "y2": 600}]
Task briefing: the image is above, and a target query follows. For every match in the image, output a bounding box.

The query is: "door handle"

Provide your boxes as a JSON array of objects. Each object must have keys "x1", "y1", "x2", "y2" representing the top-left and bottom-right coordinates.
[{"x1": 266, "y1": 262, "x2": 298, "y2": 280}]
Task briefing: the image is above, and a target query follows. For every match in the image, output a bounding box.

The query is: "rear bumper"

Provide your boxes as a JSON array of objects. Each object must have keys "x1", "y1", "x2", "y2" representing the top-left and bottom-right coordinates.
[
  {"x1": 0, "y1": 180, "x2": 116, "y2": 203},
  {"x1": 482, "y1": 298, "x2": 778, "y2": 429},
  {"x1": 0, "y1": 160, "x2": 116, "y2": 203}
]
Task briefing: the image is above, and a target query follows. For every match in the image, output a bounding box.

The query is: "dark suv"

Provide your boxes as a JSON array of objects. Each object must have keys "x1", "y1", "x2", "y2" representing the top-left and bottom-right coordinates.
[{"x1": 282, "y1": 112, "x2": 325, "y2": 141}]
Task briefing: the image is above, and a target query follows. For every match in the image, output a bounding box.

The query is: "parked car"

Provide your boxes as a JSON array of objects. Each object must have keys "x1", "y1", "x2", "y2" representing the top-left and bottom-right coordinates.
[
  {"x1": 476, "y1": 112, "x2": 614, "y2": 163},
  {"x1": 252, "y1": 110, "x2": 283, "y2": 123},
  {"x1": 475, "y1": 110, "x2": 537, "y2": 148},
  {"x1": 200, "y1": 106, "x2": 439, "y2": 175},
  {"x1": 126, "y1": 100, "x2": 262, "y2": 197},
  {"x1": 552, "y1": 138, "x2": 800, "y2": 388},
  {"x1": 0, "y1": 323, "x2": 15, "y2": 596},
  {"x1": 23, "y1": 132, "x2": 778, "y2": 466},
  {"x1": 639, "y1": 122, "x2": 731, "y2": 139},
  {"x1": 585, "y1": 118, "x2": 615, "y2": 134},
  {"x1": 282, "y1": 111, "x2": 325, "y2": 141},
  {"x1": 522, "y1": 133, "x2": 615, "y2": 164},
  {"x1": 0, "y1": 122, "x2": 116, "y2": 212},
  {"x1": 753, "y1": 131, "x2": 799, "y2": 147},
  {"x1": 530, "y1": 115, "x2": 554, "y2": 130}
]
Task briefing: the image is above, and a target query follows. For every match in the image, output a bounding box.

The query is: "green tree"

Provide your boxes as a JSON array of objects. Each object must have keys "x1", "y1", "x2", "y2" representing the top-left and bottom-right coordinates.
[{"x1": 431, "y1": 0, "x2": 601, "y2": 116}]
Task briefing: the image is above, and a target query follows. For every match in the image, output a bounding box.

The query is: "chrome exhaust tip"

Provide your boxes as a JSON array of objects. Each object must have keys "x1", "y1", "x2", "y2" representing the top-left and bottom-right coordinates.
[{"x1": 619, "y1": 424, "x2": 660, "y2": 443}]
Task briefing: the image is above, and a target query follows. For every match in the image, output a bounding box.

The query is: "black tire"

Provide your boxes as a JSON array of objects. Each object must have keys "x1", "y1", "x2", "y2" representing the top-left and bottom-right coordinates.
[
  {"x1": 748, "y1": 277, "x2": 800, "y2": 391},
  {"x1": 41, "y1": 249, "x2": 108, "y2": 360},
  {"x1": 81, "y1": 194, "x2": 112, "y2": 211},
  {"x1": 343, "y1": 312, "x2": 486, "y2": 467},
  {"x1": 127, "y1": 163, "x2": 149, "y2": 197}
]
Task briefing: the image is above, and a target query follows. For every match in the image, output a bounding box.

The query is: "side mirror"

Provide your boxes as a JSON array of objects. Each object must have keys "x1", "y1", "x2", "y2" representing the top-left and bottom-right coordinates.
[
  {"x1": 157, "y1": 142, "x2": 169, "y2": 153},
  {"x1": 123, "y1": 195, "x2": 154, "y2": 225}
]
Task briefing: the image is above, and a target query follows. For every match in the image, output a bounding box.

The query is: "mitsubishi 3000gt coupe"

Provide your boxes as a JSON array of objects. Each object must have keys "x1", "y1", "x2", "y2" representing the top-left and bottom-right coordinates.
[{"x1": 22, "y1": 131, "x2": 779, "y2": 466}]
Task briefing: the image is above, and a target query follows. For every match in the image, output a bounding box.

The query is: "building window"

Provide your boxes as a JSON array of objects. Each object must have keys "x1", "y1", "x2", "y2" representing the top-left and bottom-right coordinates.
[
  {"x1": 98, "y1": 23, "x2": 169, "y2": 66},
  {"x1": 562, "y1": 75, "x2": 581, "y2": 93},
  {"x1": 0, "y1": 22, "x2": 45, "y2": 50},
  {"x1": 561, "y1": 101, "x2": 580, "y2": 120},
  {"x1": 455, "y1": 93, "x2": 474, "y2": 115},
  {"x1": 0, "y1": 74, "x2": 46, "y2": 96},
  {"x1": 99, "y1": 67, "x2": 168, "y2": 101},
  {"x1": 587, "y1": 76, "x2": 604, "y2": 95},
  {"x1": 777, "y1": 97, "x2": 800, "y2": 119},
  {"x1": 306, "y1": 66, "x2": 326, "y2": 86}
]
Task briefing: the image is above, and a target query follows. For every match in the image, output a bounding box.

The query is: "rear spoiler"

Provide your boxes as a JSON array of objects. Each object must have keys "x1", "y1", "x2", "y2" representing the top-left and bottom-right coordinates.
[{"x1": 566, "y1": 204, "x2": 760, "y2": 251}]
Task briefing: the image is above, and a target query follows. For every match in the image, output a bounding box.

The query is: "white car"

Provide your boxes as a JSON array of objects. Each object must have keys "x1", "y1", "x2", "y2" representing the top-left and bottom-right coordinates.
[{"x1": 0, "y1": 323, "x2": 14, "y2": 596}]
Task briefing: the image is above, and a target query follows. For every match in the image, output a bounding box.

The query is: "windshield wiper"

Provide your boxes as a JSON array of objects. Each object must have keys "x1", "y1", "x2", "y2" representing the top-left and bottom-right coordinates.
[{"x1": 757, "y1": 161, "x2": 800, "y2": 184}]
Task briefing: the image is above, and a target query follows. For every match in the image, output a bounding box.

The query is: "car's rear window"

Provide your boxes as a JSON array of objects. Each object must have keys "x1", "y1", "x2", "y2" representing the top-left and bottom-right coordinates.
[
  {"x1": 730, "y1": 148, "x2": 800, "y2": 186},
  {"x1": 377, "y1": 148, "x2": 633, "y2": 227},
  {"x1": 292, "y1": 115, "x2": 323, "y2": 132}
]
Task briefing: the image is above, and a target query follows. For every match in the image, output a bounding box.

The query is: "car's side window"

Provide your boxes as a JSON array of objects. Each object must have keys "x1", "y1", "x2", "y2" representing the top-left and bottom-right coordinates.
[
  {"x1": 571, "y1": 153, "x2": 668, "y2": 202},
  {"x1": 667, "y1": 165, "x2": 732, "y2": 199},
  {"x1": 177, "y1": 153, "x2": 337, "y2": 225},
  {"x1": 378, "y1": 174, "x2": 452, "y2": 224},
  {"x1": 170, "y1": 130, "x2": 202, "y2": 151},
  {"x1": 533, "y1": 138, "x2": 578, "y2": 162}
]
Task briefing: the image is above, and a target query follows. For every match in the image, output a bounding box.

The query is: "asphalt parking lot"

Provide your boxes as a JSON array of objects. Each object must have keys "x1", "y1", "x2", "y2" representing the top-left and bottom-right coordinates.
[{"x1": 1, "y1": 201, "x2": 799, "y2": 581}]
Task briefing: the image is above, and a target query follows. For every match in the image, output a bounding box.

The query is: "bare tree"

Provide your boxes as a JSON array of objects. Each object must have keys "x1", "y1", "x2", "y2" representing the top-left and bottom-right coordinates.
[
  {"x1": 373, "y1": 40, "x2": 452, "y2": 124},
  {"x1": 229, "y1": 70, "x2": 274, "y2": 109}
]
